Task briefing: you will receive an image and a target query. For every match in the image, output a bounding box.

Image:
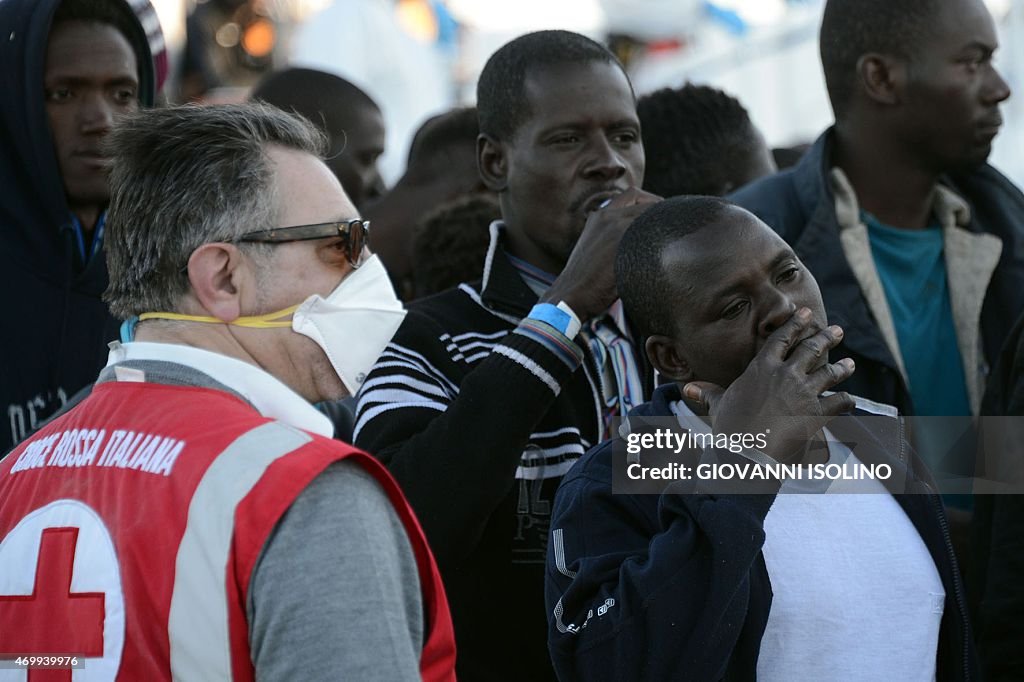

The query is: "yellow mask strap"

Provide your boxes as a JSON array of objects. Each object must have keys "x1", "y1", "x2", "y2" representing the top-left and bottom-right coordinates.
[{"x1": 138, "y1": 304, "x2": 300, "y2": 329}]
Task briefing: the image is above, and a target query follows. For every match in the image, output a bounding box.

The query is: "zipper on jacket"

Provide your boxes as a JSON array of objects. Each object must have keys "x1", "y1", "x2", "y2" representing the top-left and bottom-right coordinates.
[
  {"x1": 897, "y1": 416, "x2": 907, "y2": 464},
  {"x1": 577, "y1": 341, "x2": 605, "y2": 443},
  {"x1": 927, "y1": 487, "x2": 971, "y2": 681}
]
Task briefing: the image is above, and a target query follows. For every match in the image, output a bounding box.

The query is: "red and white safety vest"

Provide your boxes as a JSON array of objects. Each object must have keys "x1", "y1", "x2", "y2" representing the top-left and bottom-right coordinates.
[{"x1": 0, "y1": 380, "x2": 456, "y2": 681}]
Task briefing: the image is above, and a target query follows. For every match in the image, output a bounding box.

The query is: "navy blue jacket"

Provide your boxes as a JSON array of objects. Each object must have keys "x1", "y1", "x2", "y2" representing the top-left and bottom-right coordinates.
[
  {"x1": 971, "y1": 312, "x2": 1024, "y2": 680},
  {"x1": 545, "y1": 384, "x2": 976, "y2": 681},
  {"x1": 0, "y1": 0, "x2": 155, "y2": 453},
  {"x1": 729, "y1": 130, "x2": 1024, "y2": 416}
]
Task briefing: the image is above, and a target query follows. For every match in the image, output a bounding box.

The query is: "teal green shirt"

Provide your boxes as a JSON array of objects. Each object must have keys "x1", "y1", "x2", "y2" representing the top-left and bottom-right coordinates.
[{"x1": 863, "y1": 212, "x2": 971, "y2": 418}]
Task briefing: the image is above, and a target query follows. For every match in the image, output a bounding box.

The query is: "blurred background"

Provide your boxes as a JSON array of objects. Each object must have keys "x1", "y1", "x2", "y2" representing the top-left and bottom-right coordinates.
[{"x1": 153, "y1": 0, "x2": 1024, "y2": 186}]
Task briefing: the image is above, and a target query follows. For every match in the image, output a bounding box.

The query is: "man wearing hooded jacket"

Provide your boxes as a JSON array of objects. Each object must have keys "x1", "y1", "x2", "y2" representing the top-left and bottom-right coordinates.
[
  {"x1": 547, "y1": 197, "x2": 974, "y2": 680},
  {"x1": 0, "y1": 0, "x2": 156, "y2": 454}
]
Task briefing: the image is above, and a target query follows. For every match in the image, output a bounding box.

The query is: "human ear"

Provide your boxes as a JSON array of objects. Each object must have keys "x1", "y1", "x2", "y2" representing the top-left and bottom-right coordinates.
[
  {"x1": 645, "y1": 335, "x2": 694, "y2": 383},
  {"x1": 857, "y1": 53, "x2": 904, "y2": 106},
  {"x1": 186, "y1": 243, "x2": 246, "y2": 322},
  {"x1": 477, "y1": 134, "x2": 508, "y2": 192}
]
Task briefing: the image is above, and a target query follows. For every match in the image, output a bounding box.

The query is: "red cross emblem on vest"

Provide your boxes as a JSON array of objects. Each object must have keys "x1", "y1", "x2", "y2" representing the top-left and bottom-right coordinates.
[{"x1": 0, "y1": 527, "x2": 104, "y2": 681}]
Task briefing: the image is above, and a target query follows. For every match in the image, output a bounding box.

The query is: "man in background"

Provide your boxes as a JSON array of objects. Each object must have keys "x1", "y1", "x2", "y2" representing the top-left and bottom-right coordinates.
[
  {"x1": 730, "y1": 0, "x2": 1024, "y2": 551},
  {"x1": 366, "y1": 106, "x2": 488, "y2": 299},
  {"x1": 638, "y1": 83, "x2": 775, "y2": 197},
  {"x1": 731, "y1": 0, "x2": 1024, "y2": 422},
  {"x1": 0, "y1": 0, "x2": 156, "y2": 453},
  {"x1": 411, "y1": 193, "x2": 501, "y2": 299},
  {"x1": 251, "y1": 67, "x2": 387, "y2": 211}
]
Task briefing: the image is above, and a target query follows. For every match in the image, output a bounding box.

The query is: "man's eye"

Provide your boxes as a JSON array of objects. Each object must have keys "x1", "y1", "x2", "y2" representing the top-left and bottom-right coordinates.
[
  {"x1": 329, "y1": 238, "x2": 357, "y2": 259},
  {"x1": 778, "y1": 267, "x2": 800, "y2": 283},
  {"x1": 114, "y1": 88, "x2": 138, "y2": 104},
  {"x1": 723, "y1": 301, "x2": 748, "y2": 319},
  {"x1": 960, "y1": 54, "x2": 988, "y2": 71},
  {"x1": 551, "y1": 134, "x2": 579, "y2": 145},
  {"x1": 46, "y1": 88, "x2": 72, "y2": 101},
  {"x1": 612, "y1": 131, "x2": 638, "y2": 144}
]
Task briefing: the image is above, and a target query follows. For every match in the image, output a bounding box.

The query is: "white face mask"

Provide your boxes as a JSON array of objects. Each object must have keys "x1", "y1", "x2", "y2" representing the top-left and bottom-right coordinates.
[
  {"x1": 135, "y1": 254, "x2": 406, "y2": 395},
  {"x1": 289, "y1": 254, "x2": 406, "y2": 394}
]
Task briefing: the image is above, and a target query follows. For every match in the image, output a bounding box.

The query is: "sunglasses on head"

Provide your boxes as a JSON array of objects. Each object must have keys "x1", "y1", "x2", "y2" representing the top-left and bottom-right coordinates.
[{"x1": 237, "y1": 219, "x2": 370, "y2": 267}]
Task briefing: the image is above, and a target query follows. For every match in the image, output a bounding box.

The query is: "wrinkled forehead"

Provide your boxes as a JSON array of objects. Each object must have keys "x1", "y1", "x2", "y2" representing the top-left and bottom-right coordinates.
[
  {"x1": 659, "y1": 212, "x2": 793, "y2": 301},
  {"x1": 267, "y1": 144, "x2": 356, "y2": 223}
]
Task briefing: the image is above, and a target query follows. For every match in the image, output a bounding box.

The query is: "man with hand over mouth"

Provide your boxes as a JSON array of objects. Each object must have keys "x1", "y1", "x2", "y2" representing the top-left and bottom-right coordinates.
[
  {"x1": 547, "y1": 196, "x2": 973, "y2": 681},
  {"x1": 355, "y1": 29, "x2": 660, "y2": 681}
]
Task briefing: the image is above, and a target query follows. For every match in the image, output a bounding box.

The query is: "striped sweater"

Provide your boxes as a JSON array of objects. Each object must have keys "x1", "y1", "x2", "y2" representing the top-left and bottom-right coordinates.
[{"x1": 354, "y1": 227, "x2": 651, "y2": 681}]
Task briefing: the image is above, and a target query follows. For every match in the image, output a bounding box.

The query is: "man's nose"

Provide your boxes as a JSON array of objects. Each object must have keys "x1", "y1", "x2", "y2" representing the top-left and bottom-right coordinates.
[
  {"x1": 985, "y1": 63, "x2": 1011, "y2": 105},
  {"x1": 79, "y1": 92, "x2": 115, "y2": 134},
  {"x1": 364, "y1": 168, "x2": 386, "y2": 203},
  {"x1": 758, "y1": 290, "x2": 798, "y2": 338},
  {"x1": 581, "y1": 135, "x2": 627, "y2": 181}
]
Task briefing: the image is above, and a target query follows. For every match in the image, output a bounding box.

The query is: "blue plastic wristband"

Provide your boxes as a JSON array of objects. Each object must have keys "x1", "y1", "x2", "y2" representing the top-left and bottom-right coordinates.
[{"x1": 528, "y1": 302, "x2": 581, "y2": 339}]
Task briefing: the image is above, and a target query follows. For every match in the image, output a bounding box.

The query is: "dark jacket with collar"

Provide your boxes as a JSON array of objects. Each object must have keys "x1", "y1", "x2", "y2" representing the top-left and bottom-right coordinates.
[
  {"x1": 354, "y1": 225, "x2": 653, "y2": 681},
  {"x1": 728, "y1": 129, "x2": 1024, "y2": 416},
  {"x1": 546, "y1": 383, "x2": 976, "y2": 681},
  {"x1": 0, "y1": 0, "x2": 155, "y2": 454},
  {"x1": 970, "y1": 312, "x2": 1024, "y2": 681}
]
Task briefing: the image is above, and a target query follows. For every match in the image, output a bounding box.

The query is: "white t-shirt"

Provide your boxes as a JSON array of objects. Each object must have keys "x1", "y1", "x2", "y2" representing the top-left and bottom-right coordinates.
[{"x1": 757, "y1": 436, "x2": 945, "y2": 681}]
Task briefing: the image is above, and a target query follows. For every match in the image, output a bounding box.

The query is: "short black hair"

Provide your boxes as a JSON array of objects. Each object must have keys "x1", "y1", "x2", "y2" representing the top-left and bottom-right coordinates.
[
  {"x1": 820, "y1": 0, "x2": 941, "y2": 117},
  {"x1": 477, "y1": 30, "x2": 627, "y2": 141},
  {"x1": 251, "y1": 68, "x2": 379, "y2": 131},
  {"x1": 407, "y1": 106, "x2": 479, "y2": 171},
  {"x1": 412, "y1": 193, "x2": 500, "y2": 298},
  {"x1": 637, "y1": 83, "x2": 760, "y2": 197},
  {"x1": 616, "y1": 195, "x2": 733, "y2": 340}
]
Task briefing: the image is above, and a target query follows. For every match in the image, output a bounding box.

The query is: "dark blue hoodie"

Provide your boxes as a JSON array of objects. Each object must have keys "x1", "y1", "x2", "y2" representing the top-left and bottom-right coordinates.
[
  {"x1": 545, "y1": 384, "x2": 976, "y2": 681},
  {"x1": 0, "y1": 0, "x2": 155, "y2": 453}
]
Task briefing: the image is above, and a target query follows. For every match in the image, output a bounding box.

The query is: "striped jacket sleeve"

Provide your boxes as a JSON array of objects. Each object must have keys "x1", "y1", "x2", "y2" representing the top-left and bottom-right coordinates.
[{"x1": 354, "y1": 307, "x2": 583, "y2": 565}]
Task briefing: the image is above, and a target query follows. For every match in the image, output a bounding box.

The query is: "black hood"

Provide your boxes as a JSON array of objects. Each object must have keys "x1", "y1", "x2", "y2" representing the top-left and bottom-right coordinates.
[
  {"x1": 0, "y1": 0, "x2": 155, "y2": 454},
  {"x1": 0, "y1": 0, "x2": 155, "y2": 276}
]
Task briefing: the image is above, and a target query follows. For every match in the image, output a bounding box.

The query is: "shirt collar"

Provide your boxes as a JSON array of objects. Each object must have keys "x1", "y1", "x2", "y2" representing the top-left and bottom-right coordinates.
[
  {"x1": 829, "y1": 167, "x2": 971, "y2": 233},
  {"x1": 105, "y1": 341, "x2": 334, "y2": 437},
  {"x1": 506, "y1": 252, "x2": 556, "y2": 297},
  {"x1": 506, "y1": 243, "x2": 631, "y2": 337},
  {"x1": 63, "y1": 211, "x2": 107, "y2": 265}
]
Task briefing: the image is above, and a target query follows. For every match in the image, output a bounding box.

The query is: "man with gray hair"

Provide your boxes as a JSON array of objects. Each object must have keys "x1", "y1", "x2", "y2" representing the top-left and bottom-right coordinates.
[{"x1": 0, "y1": 102, "x2": 456, "y2": 681}]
